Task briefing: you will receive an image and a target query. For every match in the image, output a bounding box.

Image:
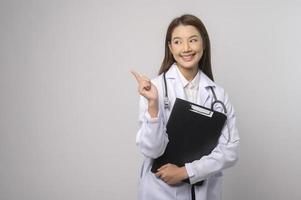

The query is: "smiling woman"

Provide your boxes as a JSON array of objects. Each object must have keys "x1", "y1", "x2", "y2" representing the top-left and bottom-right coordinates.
[
  {"x1": 131, "y1": 14, "x2": 239, "y2": 200},
  {"x1": 159, "y1": 14, "x2": 213, "y2": 81},
  {"x1": 168, "y1": 25, "x2": 204, "y2": 81}
]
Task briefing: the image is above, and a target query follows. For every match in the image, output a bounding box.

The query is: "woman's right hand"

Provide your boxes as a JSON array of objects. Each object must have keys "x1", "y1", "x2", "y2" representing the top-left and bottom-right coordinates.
[
  {"x1": 131, "y1": 71, "x2": 159, "y2": 118},
  {"x1": 131, "y1": 71, "x2": 158, "y2": 102}
]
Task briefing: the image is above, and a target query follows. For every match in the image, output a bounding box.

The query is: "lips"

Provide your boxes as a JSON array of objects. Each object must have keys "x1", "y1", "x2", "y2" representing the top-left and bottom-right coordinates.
[{"x1": 181, "y1": 53, "x2": 195, "y2": 62}]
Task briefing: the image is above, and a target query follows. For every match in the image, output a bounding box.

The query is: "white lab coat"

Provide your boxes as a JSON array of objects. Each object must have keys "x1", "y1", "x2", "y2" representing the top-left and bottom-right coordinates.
[{"x1": 136, "y1": 63, "x2": 240, "y2": 200}]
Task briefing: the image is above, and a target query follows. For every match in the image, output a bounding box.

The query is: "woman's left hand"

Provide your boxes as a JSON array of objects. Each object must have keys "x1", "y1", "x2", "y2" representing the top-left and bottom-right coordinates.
[{"x1": 155, "y1": 163, "x2": 189, "y2": 185}]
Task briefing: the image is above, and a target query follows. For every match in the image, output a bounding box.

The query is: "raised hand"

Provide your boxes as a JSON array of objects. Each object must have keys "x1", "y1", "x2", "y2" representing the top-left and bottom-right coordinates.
[{"x1": 131, "y1": 71, "x2": 158, "y2": 102}]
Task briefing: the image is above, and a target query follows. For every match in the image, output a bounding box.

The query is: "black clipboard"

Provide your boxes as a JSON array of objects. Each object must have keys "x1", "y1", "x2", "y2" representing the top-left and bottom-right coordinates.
[{"x1": 151, "y1": 97, "x2": 227, "y2": 185}]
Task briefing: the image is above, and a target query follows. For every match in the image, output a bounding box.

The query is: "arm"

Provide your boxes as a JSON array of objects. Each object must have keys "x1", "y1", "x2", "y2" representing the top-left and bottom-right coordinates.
[
  {"x1": 136, "y1": 95, "x2": 169, "y2": 159},
  {"x1": 131, "y1": 71, "x2": 169, "y2": 159},
  {"x1": 184, "y1": 92, "x2": 240, "y2": 184}
]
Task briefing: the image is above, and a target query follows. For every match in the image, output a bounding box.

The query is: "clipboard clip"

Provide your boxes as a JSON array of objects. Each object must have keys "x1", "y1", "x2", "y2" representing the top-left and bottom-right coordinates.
[{"x1": 189, "y1": 104, "x2": 213, "y2": 117}]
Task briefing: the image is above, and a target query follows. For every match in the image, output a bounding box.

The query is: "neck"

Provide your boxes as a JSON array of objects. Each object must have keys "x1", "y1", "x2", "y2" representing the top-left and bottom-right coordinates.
[{"x1": 177, "y1": 65, "x2": 198, "y2": 81}]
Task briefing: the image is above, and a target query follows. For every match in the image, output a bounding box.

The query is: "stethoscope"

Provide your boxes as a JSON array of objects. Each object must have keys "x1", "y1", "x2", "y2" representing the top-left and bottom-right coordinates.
[{"x1": 162, "y1": 72, "x2": 227, "y2": 114}]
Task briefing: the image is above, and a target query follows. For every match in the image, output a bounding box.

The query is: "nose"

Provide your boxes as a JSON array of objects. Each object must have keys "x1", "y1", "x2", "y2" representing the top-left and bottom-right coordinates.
[{"x1": 183, "y1": 41, "x2": 191, "y2": 52}]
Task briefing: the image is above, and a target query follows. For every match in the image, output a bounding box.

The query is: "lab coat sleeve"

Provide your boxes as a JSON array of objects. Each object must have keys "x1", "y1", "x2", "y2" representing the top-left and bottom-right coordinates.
[
  {"x1": 185, "y1": 92, "x2": 240, "y2": 184},
  {"x1": 135, "y1": 95, "x2": 169, "y2": 159}
]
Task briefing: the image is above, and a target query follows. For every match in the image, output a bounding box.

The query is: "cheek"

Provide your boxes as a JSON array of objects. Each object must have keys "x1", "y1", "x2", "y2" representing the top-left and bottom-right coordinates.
[
  {"x1": 171, "y1": 48, "x2": 182, "y2": 57},
  {"x1": 197, "y1": 50, "x2": 204, "y2": 60},
  {"x1": 192, "y1": 43, "x2": 203, "y2": 52},
  {"x1": 195, "y1": 46, "x2": 204, "y2": 58}
]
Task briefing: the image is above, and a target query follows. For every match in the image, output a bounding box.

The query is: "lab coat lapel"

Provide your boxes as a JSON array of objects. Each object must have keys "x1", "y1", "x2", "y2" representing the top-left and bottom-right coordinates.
[
  {"x1": 197, "y1": 72, "x2": 210, "y2": 106},
  {"x1": 198, "y1": 86, "x2": 209, "y2": 106},
  {"x1": 174, "y1": 77, "x2": 185, "y2": 100},
  {"x1": 165, "y1": 64, "x2": 185, "y2": 101}
]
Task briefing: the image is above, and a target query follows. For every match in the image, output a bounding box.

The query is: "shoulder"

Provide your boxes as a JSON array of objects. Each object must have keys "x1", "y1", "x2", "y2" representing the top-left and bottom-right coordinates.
[{"x1": 150, "y1": 74, "x2": 164, "y2": 87}]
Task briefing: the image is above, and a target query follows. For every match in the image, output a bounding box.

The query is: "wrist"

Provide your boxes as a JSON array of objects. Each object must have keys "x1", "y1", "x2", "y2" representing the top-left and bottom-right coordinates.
[
  {"x1": 179, "y1": 166, "x2": 189, "y2": 180},
  {"x1": 148, "y1": 98, "x2": 158, "y2": 106},
  {"x1": 148, "y1": 99, "x2": 158, "y2": 118}
]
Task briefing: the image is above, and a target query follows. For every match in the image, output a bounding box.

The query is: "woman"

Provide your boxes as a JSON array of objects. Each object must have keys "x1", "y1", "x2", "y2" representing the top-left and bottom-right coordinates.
[{"x1": 131, "y1": 14, "x2": 240, "y2": 200}]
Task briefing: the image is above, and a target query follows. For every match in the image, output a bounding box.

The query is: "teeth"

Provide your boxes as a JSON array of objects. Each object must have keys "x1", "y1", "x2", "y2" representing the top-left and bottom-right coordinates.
[
  {"x1": 182, "y1": 54, "x2": 194, "y2": 60},
  {"x1": 182, "y1": 54, "x2": 194, "y2": 57}
]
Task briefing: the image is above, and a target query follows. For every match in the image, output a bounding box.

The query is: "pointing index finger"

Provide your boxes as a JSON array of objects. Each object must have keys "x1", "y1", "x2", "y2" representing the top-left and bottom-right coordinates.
[{"x1": 130, "y1": 70, "x2": 142, "y2": 83}]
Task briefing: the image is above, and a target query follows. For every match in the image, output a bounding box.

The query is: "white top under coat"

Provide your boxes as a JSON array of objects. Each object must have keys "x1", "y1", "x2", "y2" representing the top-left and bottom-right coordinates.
[{"x1": 175, "y1": 65, "x2": 200, "y2": 104}]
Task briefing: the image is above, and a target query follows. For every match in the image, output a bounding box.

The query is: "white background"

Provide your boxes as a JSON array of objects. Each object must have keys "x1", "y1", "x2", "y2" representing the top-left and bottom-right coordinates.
[{"x1": 1, "y1": 0, "x2": 301, "y2": 199}]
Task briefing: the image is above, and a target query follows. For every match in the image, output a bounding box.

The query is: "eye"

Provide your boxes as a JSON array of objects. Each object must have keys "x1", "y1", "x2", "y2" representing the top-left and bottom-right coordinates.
[
  {"x1": 190, "y1": 38, "x2": 198, "y2": 43},
  {"x1": 173, "y1": 40, "x2": 181, "y2": 45}
]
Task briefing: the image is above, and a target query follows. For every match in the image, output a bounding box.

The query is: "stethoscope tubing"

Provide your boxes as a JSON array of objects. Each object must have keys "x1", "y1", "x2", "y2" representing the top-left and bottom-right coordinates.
[{"x1": 163, "y1": 72, "x2": 227, "y2": 114}]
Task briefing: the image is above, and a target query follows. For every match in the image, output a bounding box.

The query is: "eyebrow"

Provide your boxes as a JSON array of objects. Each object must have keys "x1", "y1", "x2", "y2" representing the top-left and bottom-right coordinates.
[{"x1": 172, "y1": 35, "x2": 199, "y2": 41}]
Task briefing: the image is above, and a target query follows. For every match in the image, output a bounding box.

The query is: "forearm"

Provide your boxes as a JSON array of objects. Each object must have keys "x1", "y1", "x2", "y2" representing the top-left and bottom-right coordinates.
[
  {"x1": 185, "y1": 139, "x2": 239, "y2": 184},
  {"x1": 136, "y1": 97, "x2": 168, "y2": 159}
]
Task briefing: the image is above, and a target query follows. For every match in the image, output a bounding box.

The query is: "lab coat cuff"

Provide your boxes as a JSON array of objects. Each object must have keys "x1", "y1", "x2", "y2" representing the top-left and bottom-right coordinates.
[
  {"x1": 145, "y1": 110, "x2": 161, "y2": 123},
  {"x1": 185, "y1": 163, "x2": 195, "y2": 179},
  {"x1": 185, "y1": 162, "x2": 205, "y2": 184}
]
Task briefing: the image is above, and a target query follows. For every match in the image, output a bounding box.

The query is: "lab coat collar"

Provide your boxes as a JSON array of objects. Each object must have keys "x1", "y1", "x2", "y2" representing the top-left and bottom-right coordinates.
[
  {"x1": 175, "y1": 65, "x2": 200, "y2": 90},
  {"x1": 165, "y1": 63, "x2": 215, "y2": 106}
]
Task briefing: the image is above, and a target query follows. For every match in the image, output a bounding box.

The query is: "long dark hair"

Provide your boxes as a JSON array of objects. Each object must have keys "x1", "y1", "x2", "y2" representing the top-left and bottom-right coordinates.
[{"x1": 158, "y1": 14, "x2": 214, "y2": 81}]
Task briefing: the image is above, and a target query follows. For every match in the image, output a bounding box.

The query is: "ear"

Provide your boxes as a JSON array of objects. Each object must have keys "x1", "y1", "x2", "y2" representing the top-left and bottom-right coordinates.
[{"x1": 168, "y1": 42, "x2": 173, "y2": 53}]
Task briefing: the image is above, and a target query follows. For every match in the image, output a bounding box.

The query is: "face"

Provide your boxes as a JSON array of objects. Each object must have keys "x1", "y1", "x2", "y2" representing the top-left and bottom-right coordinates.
[{"x1": 168, "y1": 25, "x2": 204, "y2": 71}]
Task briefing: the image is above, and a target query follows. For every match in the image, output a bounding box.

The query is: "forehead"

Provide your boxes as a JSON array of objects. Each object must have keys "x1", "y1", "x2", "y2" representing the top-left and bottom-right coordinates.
[{"x1": 171, "y1": 25, "x2": 201, "y2": 39}]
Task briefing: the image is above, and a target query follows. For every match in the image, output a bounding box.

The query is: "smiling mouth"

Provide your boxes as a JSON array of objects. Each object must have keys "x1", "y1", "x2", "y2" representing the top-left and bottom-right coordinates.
[{"x1": 181, "y1": 53, "x2": 196, "y2": 62}]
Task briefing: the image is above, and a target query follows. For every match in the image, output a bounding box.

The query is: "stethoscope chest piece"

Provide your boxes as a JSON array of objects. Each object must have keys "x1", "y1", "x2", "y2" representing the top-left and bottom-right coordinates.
[
  {"x1": 164, "y1": 96, "x2": 170, "y2": 110},
  {"x1": 163, "y1": 73, "x2": 170, "y2": 110}
]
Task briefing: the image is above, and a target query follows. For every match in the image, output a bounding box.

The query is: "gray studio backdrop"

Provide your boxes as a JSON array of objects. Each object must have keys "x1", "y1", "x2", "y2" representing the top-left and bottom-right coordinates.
[{"x1": 1, "y1": 0, "x2": 300, "y2": 200}]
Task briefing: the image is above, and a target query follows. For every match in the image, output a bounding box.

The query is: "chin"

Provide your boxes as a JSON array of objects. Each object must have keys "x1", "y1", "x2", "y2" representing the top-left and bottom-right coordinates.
[{"x1": 177, "y1": 61, "x2": 199, "y2": 70}]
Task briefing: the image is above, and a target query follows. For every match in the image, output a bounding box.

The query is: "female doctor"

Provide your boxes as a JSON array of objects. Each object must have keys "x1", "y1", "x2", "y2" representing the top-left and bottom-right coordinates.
[{"x1": 131, "y1": 14, "x2": 240, "y2": 200}]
